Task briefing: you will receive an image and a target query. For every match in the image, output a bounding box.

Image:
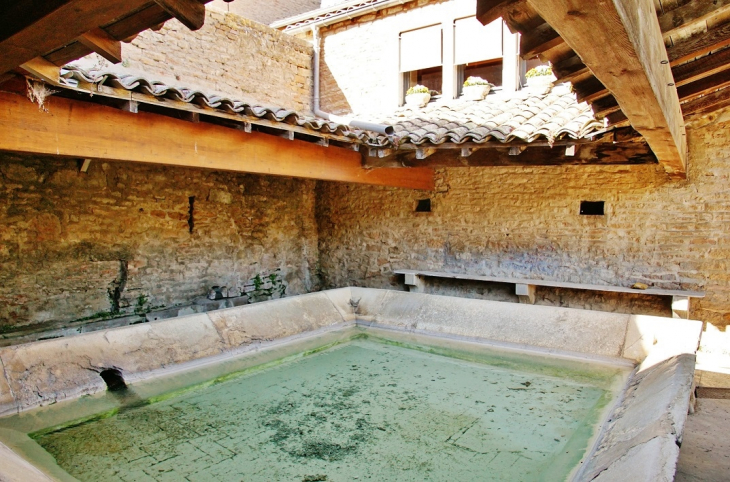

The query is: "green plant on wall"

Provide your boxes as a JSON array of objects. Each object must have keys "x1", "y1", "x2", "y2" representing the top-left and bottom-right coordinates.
[
  {"x1": 247, "y1": 270, "x2": 286, "y2": 303},
  {"x1": 135, "y1": 294, "x2": 149, "y2": 314}
]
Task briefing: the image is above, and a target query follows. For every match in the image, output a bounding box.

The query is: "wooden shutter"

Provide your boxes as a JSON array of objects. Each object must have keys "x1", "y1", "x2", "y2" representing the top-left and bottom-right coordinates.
[
  {"x1": 400, "y1": 24, "x2": 443, "y2": 72},
  {"x1": 454, "y1": 16, "x2": 502, "y2": 65}
]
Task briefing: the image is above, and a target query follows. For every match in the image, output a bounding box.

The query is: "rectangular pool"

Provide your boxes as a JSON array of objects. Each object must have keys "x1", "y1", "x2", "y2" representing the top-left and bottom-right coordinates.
[{"x1": 0, "y1": 326, "x2": 630, "y2": 481}]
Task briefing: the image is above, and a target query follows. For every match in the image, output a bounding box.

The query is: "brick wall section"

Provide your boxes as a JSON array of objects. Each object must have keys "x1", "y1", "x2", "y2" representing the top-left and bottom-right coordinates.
[
  {"x1": 208, "y1": 0, "x2": 322, "y2": 25},
  {"x1": 0, "y1": 154, "x2": 319, "y2": 331},
  {"x1": 121, "y1": 10, "x2": 313, "y2": 113},
  {"x1": 315, "y1": 114, "x2": 730, "y2": 327},
  {"x1": 317, "y1": 0, "x2": 452, "y2": 115}
]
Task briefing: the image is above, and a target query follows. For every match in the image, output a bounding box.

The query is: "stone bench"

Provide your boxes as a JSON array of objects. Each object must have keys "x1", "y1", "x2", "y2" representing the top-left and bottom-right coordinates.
[{"x1": 394, "y1": 269, "x2": 705, "y2": 319}]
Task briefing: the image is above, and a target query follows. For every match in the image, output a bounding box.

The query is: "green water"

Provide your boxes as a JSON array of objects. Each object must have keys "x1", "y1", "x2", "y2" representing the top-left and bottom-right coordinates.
[{"x1": 11, "y1": 334, "x2": 628, "y2": 482}]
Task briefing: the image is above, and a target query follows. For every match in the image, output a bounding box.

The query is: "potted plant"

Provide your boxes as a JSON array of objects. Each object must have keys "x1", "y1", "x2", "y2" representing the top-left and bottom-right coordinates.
[
  {"x1": 405, "y1": 84, "x2": 431, "y2": 107},
  {"x1": 462, "y1": 76, "x2": 493, "y2": 101},
  {"x1": 525, "y1": 65, "x2": 556, "y2": 88}
]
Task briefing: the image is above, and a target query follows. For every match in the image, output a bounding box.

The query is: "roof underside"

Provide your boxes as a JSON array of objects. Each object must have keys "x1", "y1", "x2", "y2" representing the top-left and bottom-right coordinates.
[{"x1": 479, "y1": 0, "x2": 730, "y2": 142}]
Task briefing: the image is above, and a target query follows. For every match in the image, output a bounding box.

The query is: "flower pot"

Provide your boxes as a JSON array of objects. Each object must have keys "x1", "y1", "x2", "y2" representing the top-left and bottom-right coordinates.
[
  {"x1": 462, "y1": 84, "x2": 491, "y2": 101},
  {"x1": 405, "y1": 92, "x2": 431, "y2": 108},
  {"x1": 525, "y1": 75, "x2": 555, "y2": 89}
]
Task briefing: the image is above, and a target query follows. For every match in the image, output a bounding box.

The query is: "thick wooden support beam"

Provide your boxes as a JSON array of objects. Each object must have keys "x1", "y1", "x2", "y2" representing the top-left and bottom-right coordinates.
[
  {"x1": 154, "y1": 0, "x2": 205, "y2": 31},
  {"x1": 527, "y1": 0, "x2": 687, "y2": 178},
  {"x1": 0, "y1": 92, "x2": 434, "y2": 190},
  {"x1": 77, "y1": 28, "x2": 123, "y2": 64},
  {"x1": 0, "y1": 0, "x2": 149, "y2": 76}
]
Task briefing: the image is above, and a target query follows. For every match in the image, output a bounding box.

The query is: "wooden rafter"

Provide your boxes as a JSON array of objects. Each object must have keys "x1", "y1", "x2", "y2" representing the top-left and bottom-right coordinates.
[
  {"x1": 78, "y1": 28, "x2": 123, "y2": 64},
  {"x1": 520, "y1": 0, "x2": 686, "y2": 177},
  {"x1": 0, "y1": 1, "x2": 215, "y2": 77},
  {"x1": 0, "y1": 92, "x2": 434, "y2": 190},
  {"x1": 0, "y1": 0, "x2": 149, "y2": 76},
  {"x1": 153, "y1": 0, "x2": 205, "y2": 31}
]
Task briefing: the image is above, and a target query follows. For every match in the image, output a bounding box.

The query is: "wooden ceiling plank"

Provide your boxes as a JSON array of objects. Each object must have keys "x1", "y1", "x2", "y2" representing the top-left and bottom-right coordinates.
[
  {"x1": 527, "y1": 0, "x2": 687, "y2": 178},
  {"x1": 0, "y1": 0, "x2": 149, "y2": 76},
  {"x1": 0, "y1": 0, "x2": 73, "y2": 43},
  {"x1": 77, "y1": 27, "x2": 123, "y2": 64},
  {"x1": 153, "y1": 0, "x2": 205, "y2": 31},
  {"x1": 678, "y1": 69, "x2": 730, "y2": 103},
  {"x1": 672, "y1": 46, "x2": 730, "y2": 87},
  {"x1": 681, "y1": 86, "x2": 730, "y2": 116},
  {"x1": 668, "y1": 20, "x2": 730, "y2": 66},
  {"x1": 660, "y1": 0, "x2": 730, "y2": 41},
  {"x1": 0, "y1": 91, "x2": 434, "y2": 190}
]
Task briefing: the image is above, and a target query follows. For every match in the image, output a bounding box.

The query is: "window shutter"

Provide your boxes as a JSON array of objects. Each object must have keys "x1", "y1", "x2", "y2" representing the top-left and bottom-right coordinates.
[
  {"x1": 400, "y1": 24, "x2": 443, "y2": 72},
  {"x1": 454, "y1": 16, "x2": 502, "y2": 65}
]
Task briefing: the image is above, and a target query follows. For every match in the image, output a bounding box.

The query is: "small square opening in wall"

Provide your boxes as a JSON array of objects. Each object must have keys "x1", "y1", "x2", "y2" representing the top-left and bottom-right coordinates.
[
  {"x1": 580, "y1": 201, "x2": 605, "y2": 216},
  {"x1": 415, "y1": 198, "x2": 431, "y2": 212}
]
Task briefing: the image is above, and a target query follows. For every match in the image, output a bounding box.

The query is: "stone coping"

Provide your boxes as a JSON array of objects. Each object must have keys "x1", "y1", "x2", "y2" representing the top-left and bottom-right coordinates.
[{"x1": 0, "y1": 288, "x2": 703, "y2": 481}]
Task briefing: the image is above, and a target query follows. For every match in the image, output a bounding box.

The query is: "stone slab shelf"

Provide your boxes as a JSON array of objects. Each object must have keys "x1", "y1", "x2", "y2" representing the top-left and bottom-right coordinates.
[{"x1": 394, "y1": 269, "x2": 705, "y2": 319}]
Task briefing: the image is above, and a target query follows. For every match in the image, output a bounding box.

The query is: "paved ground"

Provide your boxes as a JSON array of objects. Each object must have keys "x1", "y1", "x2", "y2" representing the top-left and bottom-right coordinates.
[{"x1": 676, "y1": 398, "x2": 730, "y2": 482}]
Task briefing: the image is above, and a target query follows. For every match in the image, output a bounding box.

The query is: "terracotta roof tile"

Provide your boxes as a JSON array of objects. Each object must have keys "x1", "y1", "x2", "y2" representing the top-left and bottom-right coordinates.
[
  {"x1": 366, "y1": 85, "x2": 603, "y2": 147},
  {"x1": 58, "y1": 67, "x2": 603, "y2": 149}
]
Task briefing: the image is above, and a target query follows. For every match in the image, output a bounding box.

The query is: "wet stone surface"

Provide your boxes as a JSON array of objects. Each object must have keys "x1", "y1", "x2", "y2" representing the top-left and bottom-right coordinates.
[{"x1": 34, "y1": 340, "x2": 614, "y2": 481}]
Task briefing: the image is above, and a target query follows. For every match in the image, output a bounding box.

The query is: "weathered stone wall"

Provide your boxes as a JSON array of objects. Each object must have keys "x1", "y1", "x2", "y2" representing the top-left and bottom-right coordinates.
[
  {"x1": 0, "y1": 154, "x2": 319, "y2": 332},
  {"x1": 316, "y1": 113, "x2": 730, "y2": 327},
  {"x1": 121, "y1": 10, "x2": 313, "y2": 112},
  {"x1": 208, "y1": 0, "x2": 321, "y2": 25}
]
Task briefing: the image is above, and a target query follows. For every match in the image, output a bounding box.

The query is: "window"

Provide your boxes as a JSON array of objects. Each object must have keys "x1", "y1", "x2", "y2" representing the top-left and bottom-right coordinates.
[
  {"x1": 398, "y1": 14, "x2": 521, "y2": 104},
  {"x1": 401, "y1": 24, "x2": 443, "y2": 96}
]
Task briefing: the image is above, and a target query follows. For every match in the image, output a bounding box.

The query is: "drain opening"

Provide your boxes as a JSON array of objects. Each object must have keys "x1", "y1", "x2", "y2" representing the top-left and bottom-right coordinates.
[
  {"x1": 100, "y1": 368, "x2": 127, "y2": 391},
  {"x1": 415, "y1": 198, "x2": 431, "y2": 212}
]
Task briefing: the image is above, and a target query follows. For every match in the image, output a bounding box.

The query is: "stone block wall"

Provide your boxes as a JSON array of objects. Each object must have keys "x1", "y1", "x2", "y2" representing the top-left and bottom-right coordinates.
[
  {"x1": 315, "y1": 113, "x2": 730, "y2": 328},
  {"x1": 120, "y1": 10, "x2": 313, "y2": 113},
  {"x1": 0, "y1": 154, "x2": 319, "y2": 332}
]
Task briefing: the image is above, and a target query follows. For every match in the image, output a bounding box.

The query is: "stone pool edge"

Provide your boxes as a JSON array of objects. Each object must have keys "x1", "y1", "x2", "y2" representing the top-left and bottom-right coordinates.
[{"x1": 0, "y1": 287, "x2": 703, "y2": 481}]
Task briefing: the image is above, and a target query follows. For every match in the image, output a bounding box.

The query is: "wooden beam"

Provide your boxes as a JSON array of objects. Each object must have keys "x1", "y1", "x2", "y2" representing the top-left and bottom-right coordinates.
[
  {"x1": 0, "y1": 91, "x2": 434, "y2": 190},
  {"x1": 77, "y1": 28, "x2": 122, "y2": 64},
  {"x1": 364, "y1": 141, "x2": 657, "y2": 168},
  {"x1": 520, "y1": 22, "x2": 563, "y2": 59},
  {"x1": 153, "y1": 0, "x2": 205, "y2": 31},
  {"x1": 527, "y1": 0, "x2": 687, "y2": 178},
  {"x1": 0, "y1": 0, "x2": 149, "y2": 76},
  {"x1": 19, "y1": 57, "x2": 60, "y2": 84}
]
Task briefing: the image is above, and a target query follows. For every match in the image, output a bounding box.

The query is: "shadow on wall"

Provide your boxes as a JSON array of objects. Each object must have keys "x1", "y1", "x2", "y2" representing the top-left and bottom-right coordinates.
[{"x1": 320, "y1": 58, "x2": 352, "y2": 115}]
